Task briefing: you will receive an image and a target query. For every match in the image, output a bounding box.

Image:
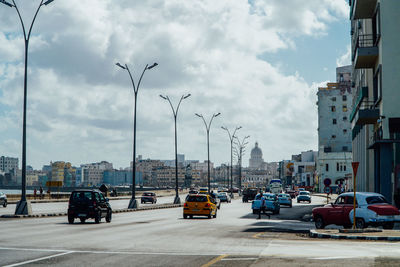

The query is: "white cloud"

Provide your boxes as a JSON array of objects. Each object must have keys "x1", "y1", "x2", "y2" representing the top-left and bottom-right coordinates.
[
  {"x1": 0, "y1": 0, "x2": 348, "y2": 169},
  {"x1": 337, "y1": 45, "x2": 351, "y2": 67}
]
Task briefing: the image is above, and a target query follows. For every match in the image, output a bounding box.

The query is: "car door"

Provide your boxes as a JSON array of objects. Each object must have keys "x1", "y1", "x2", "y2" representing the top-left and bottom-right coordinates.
[
  {"x1": 326, "y1": 196, "x2": 346, "y2": 225},
  {"x1": 94, "y1": 192, "x2": 105, "y2": 216},
  {"x1": 342, "y1": 196, "x2": 357, "y2": 225}
]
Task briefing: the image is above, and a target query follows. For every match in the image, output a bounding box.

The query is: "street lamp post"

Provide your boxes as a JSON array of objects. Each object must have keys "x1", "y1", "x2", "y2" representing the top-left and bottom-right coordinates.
[
  {"x1": 234, "y1": 135, "x2": 250, "y2": 194},
  {"x1": 116, "y1": 62, "x2": 158, "y2": 209},
  {"x1": 221, "y1": 126, "x2": 241, "y2": 198},
  {"x1": 1, "y1": 0, "x2": 56, "y2": 215},
  {"x1": 160, "y1": 94, "x2": 191, "y2": 204},
  {"x1": 195, "y1": 113, "x2": 221, "y2": 194}
]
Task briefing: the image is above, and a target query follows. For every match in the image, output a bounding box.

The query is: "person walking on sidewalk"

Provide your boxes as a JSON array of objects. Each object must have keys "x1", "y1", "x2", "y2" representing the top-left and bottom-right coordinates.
[
  {"x1": 258, "y1": 192, "x2": 270, "y2": 219},
  {"x1": 33, "y1": 188, "x2": 37, "y2": 200},
  {"x1": 39, "y1": 186, "x2": 43, "y2": 199}
]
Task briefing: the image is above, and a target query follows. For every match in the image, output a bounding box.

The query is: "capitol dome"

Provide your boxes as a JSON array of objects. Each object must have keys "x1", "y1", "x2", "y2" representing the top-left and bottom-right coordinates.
[{"x1": 249, "y1": 142, "x2": 264, "y2": 169}]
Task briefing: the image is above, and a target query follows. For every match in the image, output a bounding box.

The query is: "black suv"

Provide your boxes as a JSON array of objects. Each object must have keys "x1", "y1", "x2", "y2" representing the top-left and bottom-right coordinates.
[{"x1": 68, "y1": 189, "x2": 112, "y2": 224}]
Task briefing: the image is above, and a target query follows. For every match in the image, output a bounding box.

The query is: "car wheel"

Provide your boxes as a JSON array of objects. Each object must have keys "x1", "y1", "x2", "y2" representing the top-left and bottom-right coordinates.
[
  {"x1": 80, "y1": 218, "x2": 86, "y2": 223},
  {"x1": 289, "y1": 204, "x2": 292, "y2": 208},
  {"x1": 314, "y1": 216, "x2": 325, "y2": 229},
  {"x1": 297, "y1": 200, "x2": 300, "y2": 203},
  {"x1": 252, "y1": 209, "x2": 258, "y2": 214},
  {"x1": 189, "y1": 215, "x2": 193, "y2": 219},
  {"x1": 3, "y1": 201, "x2": 7, "y2": 207},
  {"x1": 383, "y1": 222, "x2": 394, "y2": 229},
  {"x1": 95, "y1": 211, "x2": 101, "y2": 224},
  {"x1": 68, "y1": 215, "x2": 74, "y2": 224},
  {"x1": 208, "y1": 214, "x2": 212, "y2": 219},
  {"x1": 183, "y1": 214, "x2": 187, "y2": 219},
  {"x1": 106, "y1": 210, "x2": 112, "y2": 223},
  {"x1": 355, "y1": 218, "x2": 365, "y2": 229},
  {"x1": 213, "y1": 211, "x2": 217, "y2": 218},
  {"x1": 309, "y1": 200, "x2": 311, "y2": 203}
]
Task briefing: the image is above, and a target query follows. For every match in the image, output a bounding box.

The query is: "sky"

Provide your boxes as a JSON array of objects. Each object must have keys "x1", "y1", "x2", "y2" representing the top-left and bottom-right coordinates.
[{"x1": 0, "y1": 0, "x2": 351, "y2": 170}]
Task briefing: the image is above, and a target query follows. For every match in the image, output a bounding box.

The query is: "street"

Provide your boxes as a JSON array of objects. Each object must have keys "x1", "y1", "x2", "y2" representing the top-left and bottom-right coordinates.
[{"x1": 1, "y1": 195, "x2": 400, "y2": 266}]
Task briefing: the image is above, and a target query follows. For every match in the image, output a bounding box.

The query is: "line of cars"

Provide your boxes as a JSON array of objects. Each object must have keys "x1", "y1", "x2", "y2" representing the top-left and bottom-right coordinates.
[{"x1": 0, "y1": 191, "x2": 7, "y2": 207}]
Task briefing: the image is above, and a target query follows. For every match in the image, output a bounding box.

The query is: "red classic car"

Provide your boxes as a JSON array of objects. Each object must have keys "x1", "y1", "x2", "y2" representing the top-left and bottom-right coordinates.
[{"x1": 312, "y1": 192, "x2": 400, "y2": 229}]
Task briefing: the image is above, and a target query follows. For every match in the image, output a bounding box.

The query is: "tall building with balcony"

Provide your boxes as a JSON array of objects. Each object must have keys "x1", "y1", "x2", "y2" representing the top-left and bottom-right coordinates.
[
  {"x1": 0, "y1": 156, "x2": 18, "y2": 174},
  {"x1": 349, "y1": 0, "x2": 400, "y2": 206},
  {"x1": 317, "y1": 66, "x2": 353, "y2": 192}
]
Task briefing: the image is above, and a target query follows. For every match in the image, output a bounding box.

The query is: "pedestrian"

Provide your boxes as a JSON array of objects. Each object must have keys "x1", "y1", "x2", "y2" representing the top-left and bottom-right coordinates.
[
  {"x1": 258, "y1": 192, "x2": 269, "y2": 219},
  {"x1": 39, "y1": 186, "x2": 43, "y2": 199},
  {"x1": 33, "y1": 188, "x2": 37, "y2": 200},
  {"x1": 47, "y1": 188, "x2": 51, "y2": 199}
]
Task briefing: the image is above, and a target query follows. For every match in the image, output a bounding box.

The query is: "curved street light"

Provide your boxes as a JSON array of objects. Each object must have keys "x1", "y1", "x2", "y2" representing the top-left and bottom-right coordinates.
[
  {"x1": 234, "y1": 135, "x2": 250, "y2": 193},
  {"x1": 196, "y1": 113, "x2": 221, "y2": 194},
  {"x1": 1, "y1": 0, "x2": 56, "y2": 215},
  {"x1": 116, "y1": 61, "x2": 158, "y2": 208},
  {"x1": 160, "y1": 94, "x2": 191, "y2": 204},
  {"x1": 221, "y1": 126, "x2": 241, "y2": 198}
]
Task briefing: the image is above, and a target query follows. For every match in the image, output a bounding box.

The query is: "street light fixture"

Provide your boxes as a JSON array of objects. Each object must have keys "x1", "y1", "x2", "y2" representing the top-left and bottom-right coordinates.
[
  {"x1": 234, "y1": 135, "x2": 250, "y2": 193},
  {"x1": 221, "y1": 126, "x2": 241, "y2": 198},
  {"x1": 1, "y1": 0, "x2": 56, "y2": 215},
  {"x1": 160, "y1": 94, "x2": 191, "y2": 204},
  {"x1": 116, "y1": 61, "x2": 158, "y2": 209},
  {"x1": 196, "y1": 113, "x2": 221, "y2": 194}
]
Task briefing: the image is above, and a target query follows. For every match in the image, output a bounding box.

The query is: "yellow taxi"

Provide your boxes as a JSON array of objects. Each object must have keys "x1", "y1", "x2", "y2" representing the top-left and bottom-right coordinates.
[{"x1": 183, "y1": 194, "x2": 217, "y2": 219}]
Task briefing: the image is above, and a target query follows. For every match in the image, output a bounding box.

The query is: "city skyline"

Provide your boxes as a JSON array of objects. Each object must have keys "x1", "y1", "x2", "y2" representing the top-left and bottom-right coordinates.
[{"x1": 0, "y1": 0, "x2": 350, "y2": 170}]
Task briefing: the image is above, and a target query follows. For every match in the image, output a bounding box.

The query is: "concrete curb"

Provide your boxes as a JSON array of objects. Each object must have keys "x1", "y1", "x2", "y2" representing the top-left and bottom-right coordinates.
[
  {"x1": 309, "y1": 229, "x2": 400, "y2": 241},
  {"x1": 0, "y1": 204, "x2": 183, "y2": 219}
]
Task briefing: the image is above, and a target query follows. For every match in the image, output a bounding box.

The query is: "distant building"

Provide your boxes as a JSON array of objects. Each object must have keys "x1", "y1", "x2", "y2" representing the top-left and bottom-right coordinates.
[
  {"x1": 103, "y1": 170, "x2": 142, "y2": 186},
  {"x1": 249, "y1": 142, "x2": 264, "y2": 170},
  {"x1": 0, "y1": 156, "x2": 18, "y2": 174}
]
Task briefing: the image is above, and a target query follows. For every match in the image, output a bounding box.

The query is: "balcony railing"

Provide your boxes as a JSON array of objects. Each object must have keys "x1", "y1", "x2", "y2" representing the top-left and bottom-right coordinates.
[{"x1": 352, "y1": 34, "x2": 379, "y2": 69}]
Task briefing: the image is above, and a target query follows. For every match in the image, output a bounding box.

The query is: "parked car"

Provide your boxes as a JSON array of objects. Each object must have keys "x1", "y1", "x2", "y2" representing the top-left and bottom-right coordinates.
[
  {"x1": 313, "y1": 192, "x2": 400, "y2": 229},
  {"x1": 183, "y1": 194, "x2": 217, "y2": 219},
  {"x1": 217, "y1": 192, "x2": 231, "y2": 203},
  {"x1": 297, "y1": 191, "x2": 311, "y2": 203},
  {"x1": 286, "y1": 190, "x2": 296, "y2": 199},
  {"x1": 242, "y1": 188, "x2": 258, "y2": 202},
  {"x1": 278, "y1": 193, "x2": 292, "y2": 207},
  {"x1": 67, "y1": 189, "x2": 112, "y2": 224},
  {"x1": 141, "y1": 192, "x2": 157, "y2": 204},
  {"x1": 251, "y1": 193, "x2": 280, "y2": 215},
  {"x1": 210, "y1": 191, "x2": 221, "y2": 209},
  {"x1": 0, "y1": 192, "x2": 7, "y2": 207}
]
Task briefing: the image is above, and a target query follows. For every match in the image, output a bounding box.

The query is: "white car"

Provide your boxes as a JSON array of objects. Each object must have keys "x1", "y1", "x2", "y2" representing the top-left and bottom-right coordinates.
[{"x1": 348, "y1": 192, "x2": 400, "y2": 229}]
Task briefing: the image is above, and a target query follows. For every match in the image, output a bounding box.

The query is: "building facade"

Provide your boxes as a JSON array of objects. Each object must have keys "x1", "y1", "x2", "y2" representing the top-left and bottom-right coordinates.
[
  {"x1": 349, "y1": 0, "x2": 400, "y2": 206},
  {"x1": 0, "y1": 156, "x2": 18, "y2": 174},
  {"x1": 249, "y1": 142, "x2": 264, "y2": 170}
]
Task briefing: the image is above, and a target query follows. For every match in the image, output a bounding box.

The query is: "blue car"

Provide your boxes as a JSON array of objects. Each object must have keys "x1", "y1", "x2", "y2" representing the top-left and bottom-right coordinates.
[
  {"x1": 251, "y1": 193, "x2": 280, "y2": 215},
  {"x1": 297, "y1": 191, "x2": 311, "y2": 203},
  {"x1": 278, "y1": 193, "x2": 292, "y2": 208}
]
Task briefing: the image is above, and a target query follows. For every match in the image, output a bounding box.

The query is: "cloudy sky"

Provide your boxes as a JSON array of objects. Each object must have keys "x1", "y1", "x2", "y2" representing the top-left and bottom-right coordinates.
[{"x1": 0, "y1": 0, "x2": 351, "y2": 170}]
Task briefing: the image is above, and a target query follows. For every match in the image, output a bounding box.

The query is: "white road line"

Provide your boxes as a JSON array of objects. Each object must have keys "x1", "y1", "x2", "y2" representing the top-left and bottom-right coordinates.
[
  {"x1": 3, "y1": 251, "x2": 74, "y2": 267},
  {"x1": 0, "y1": 247, "x2": 68, "y2": 253},
  {"x1": 221, "y1": 258, "x2": 258, "y2": 261},
  {"x1": 311, "y1": 256, "x2": 362, "y2": 260}
]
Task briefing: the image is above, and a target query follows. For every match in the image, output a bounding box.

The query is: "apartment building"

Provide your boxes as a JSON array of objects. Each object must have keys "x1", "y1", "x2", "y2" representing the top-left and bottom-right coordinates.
[
  {"x1": 317, "y1": 66, "x2": 353, "y2": 192},
  {"x1": 349, "y1": 0, "x2": 400, "y2": 205},
  {"x1": 0, "y1": 156, "x2": 18, "y2": 173}
]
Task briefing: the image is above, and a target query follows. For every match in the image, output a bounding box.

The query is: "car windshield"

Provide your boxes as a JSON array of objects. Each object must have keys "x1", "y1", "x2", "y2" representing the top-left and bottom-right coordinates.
[
  {"x1": 299, "y1": 191, "x2": 309, "y2": 195},
  {"x1": 218, "y1": 193, "x2": 226, "y2": 197},
  {"x1": 71, "y1": 191, "x2": 92, "y2": 202},
  {"x1": 366, "y1": 195, "x2": 388, "y2": 204},
  {"x1": 279, "y1": 194, "x2": 289, "y2": 198},
  {"x1": 265, "y1": 194, "x2": 276, "y2": 200},
  {"x1": 187, "y1": 195, "x2": 208, "y2": 202}
]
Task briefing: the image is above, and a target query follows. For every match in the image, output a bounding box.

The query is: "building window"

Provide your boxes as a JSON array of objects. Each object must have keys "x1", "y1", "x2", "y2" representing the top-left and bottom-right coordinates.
[
  {"x1": 343, "y1": 105, "x2": 347, "y2": 112},
  {"x1": 342, "y1": 95, "x2": 347, "y2": 101},
  {"x1": 344, "y1": 165, "x2": 347, "y2": 172},
  {"x1": 326, "y1": 164, "x2": 329, "y2": 172},
  {"x1": 333, "y1": 119, "x2": 337, "y2": 125},
  {"x1": 331, "y1": 106, "x2": 336, "y2": 112},
  {"x1": 332, "y1": 135, "x2": 336, "y2": 139},
  {"x1": 332, "y1": 97, "x2": 336, "y2": 102}
]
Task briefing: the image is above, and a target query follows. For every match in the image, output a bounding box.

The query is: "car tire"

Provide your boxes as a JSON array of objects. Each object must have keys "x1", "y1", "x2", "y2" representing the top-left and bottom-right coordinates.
[
  {"x1": 68, "y1": 215, "x2": 74, "y2": 224},
  {"x1": 189, "y1": 215, "x2": 193, "y2": 219},
  {"x1": 213, "y1": 211, "x2": 217, "y2": 218},
  {"x1": 208, "y1": 214, "x2": 212, "y2": 219},
  {"x1": 95, "y1": 211, "x2": 101, "y2": 224},
  {"x1": 297, "y1": 200, "x2": 300, "y2": 203},
  {"x1": 3, "y1": 201, "x2": 7, "y2": 207},
  {"x1": 80, "y1": 218, "x2": 86, "y2": 223},
  {"x1": 315, "y1": 216, "x2": 325, "y2": 229},
  {"x1": 252, "y1": 209, "x2": 258, "y2": 214},
  {"x1": 106, "y1": 210, "x2": 112, "y2": 223},
  {"x1": 355, "y1": 218, "x2": 366, "y2": 229},
  {"x1": 183, "y1": 214, "x2": 187, "y2": 219},
  {"x1": 289, "y1": 204, "x2": 292, "y2": 208},
  {"x1": 309, "y1": 200, "x2": 311, "y2": 203},
  {"x1": 383, "y1": 222, "x2": 394, "y2": 229}
]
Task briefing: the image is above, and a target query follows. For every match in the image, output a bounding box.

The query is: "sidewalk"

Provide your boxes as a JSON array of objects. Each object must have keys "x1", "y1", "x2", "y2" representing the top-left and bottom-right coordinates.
[{"x1": 310, "y1": 228, "x2": 400, "y2": 241}]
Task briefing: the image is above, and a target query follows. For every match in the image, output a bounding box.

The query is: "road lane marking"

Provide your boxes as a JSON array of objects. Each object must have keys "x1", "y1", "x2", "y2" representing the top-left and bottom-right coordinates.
[
  {"x1": 311, "y1": 256, "x2": 362, "y2": 260},
  {"x1": 221, "y1": 257, "x2": 258, "y2": 261},
  {"x1": 201, "y1": 254, "x2": 228, "y2": 267},
  {"x1": 3, "y1": 251, "x2": 74, "y2": 267}
]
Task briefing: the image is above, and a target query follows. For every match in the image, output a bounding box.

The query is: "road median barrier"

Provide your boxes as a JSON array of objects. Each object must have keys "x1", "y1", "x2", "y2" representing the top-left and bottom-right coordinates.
[
  {"x1": 310, "y1": 229, "x2": 400, "y2": 241},
  {"x1": 0, "y1": 203, "x2": 183, "y2": 219}
]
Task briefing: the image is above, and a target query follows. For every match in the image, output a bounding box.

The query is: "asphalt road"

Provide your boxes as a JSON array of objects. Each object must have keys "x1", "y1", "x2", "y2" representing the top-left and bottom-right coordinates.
[{"x1": 1, "y1": 195, "x2": 400, "y2": 266}]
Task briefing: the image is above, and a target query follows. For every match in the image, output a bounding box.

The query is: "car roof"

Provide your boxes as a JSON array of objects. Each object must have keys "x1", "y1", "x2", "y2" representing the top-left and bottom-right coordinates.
[
  {"x1": 72, "y1": 189, "x2": 100, "y2": 193},
  {"x1": 339, "y1": 192, "x2": 383, "y2": 197}
]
